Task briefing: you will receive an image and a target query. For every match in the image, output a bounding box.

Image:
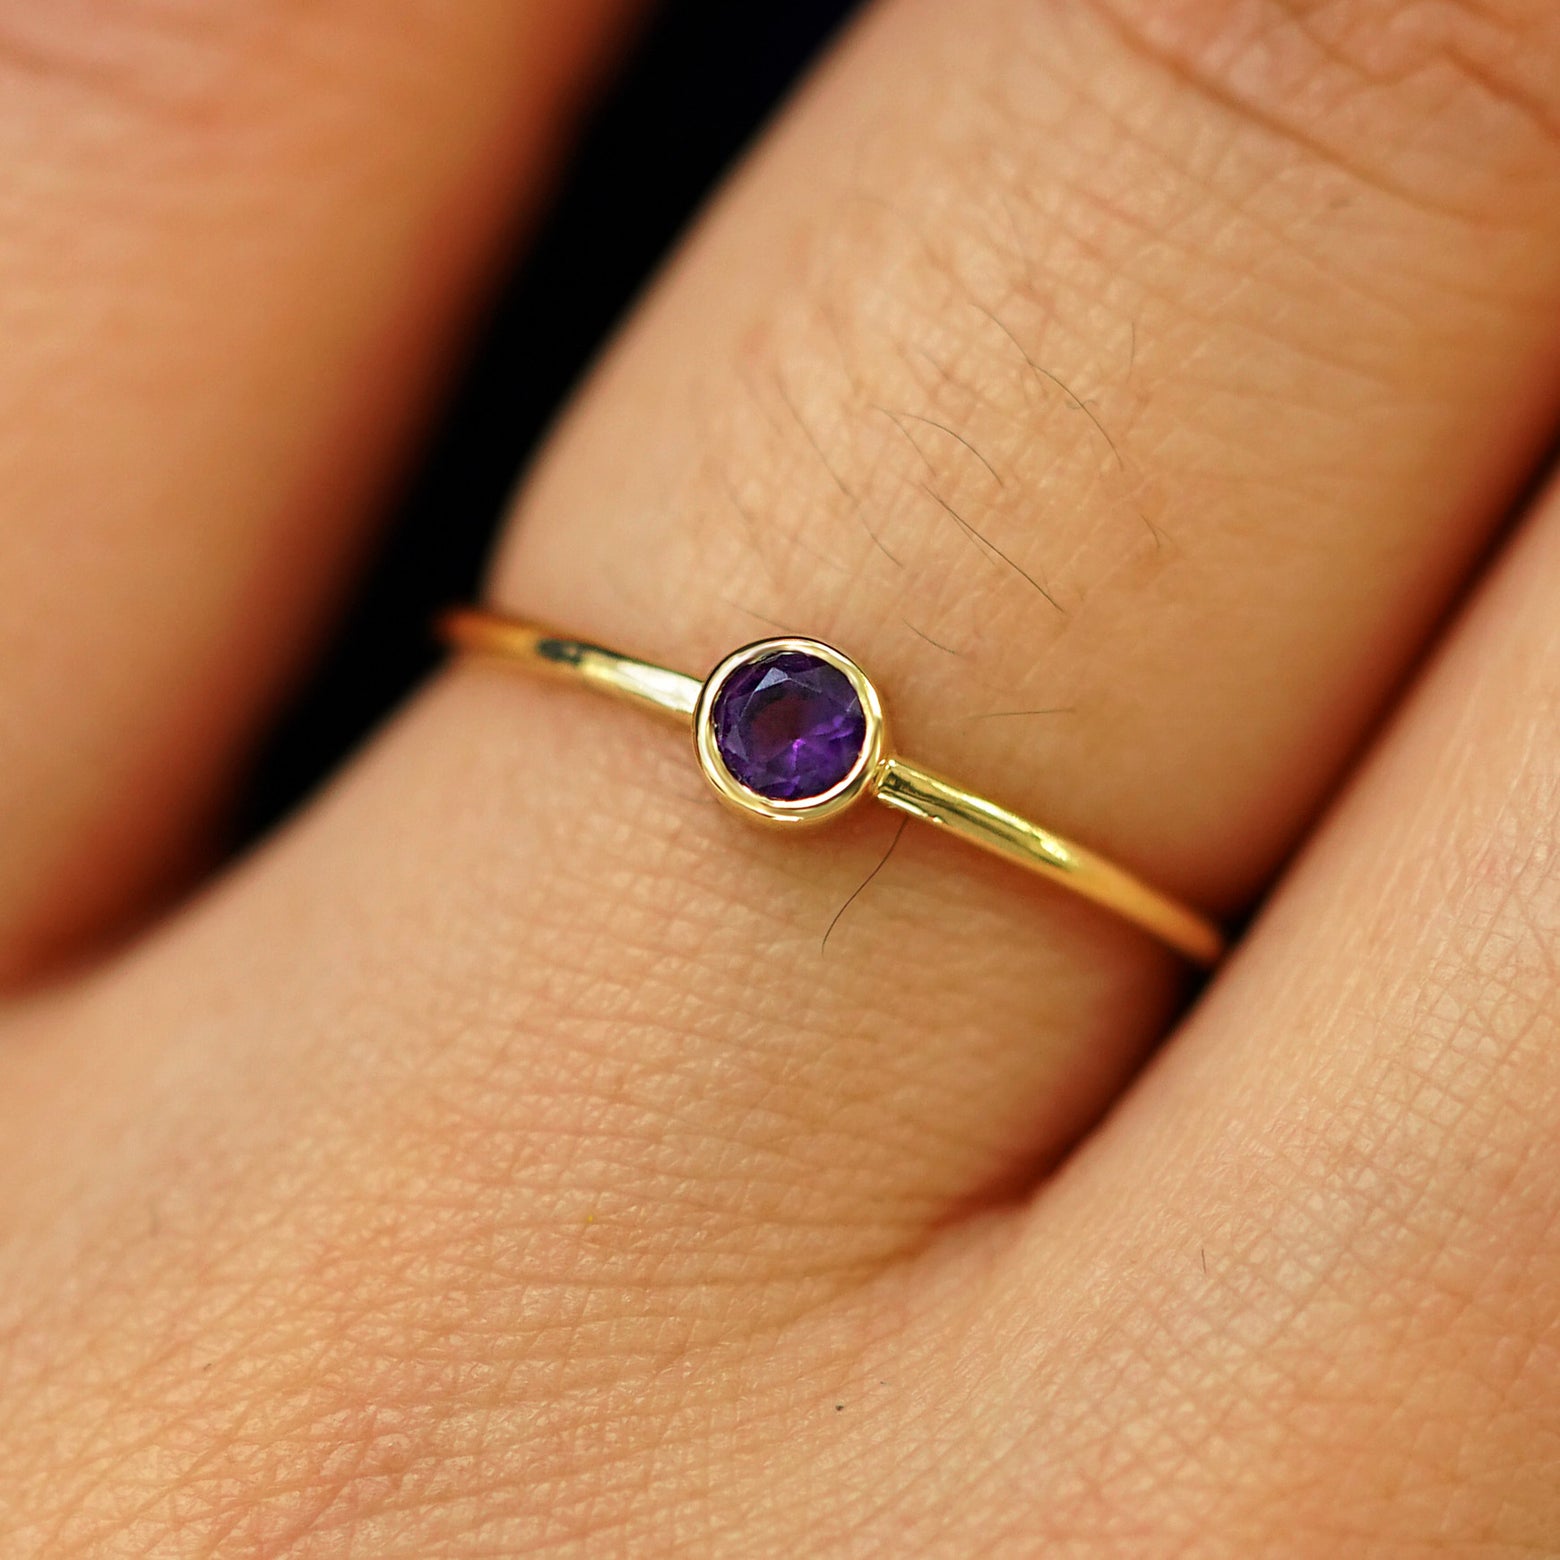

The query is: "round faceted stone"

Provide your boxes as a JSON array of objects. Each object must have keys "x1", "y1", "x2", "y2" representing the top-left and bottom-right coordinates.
[{"x1": 711, "y1": 649, "x2": 868, "y2": 801}]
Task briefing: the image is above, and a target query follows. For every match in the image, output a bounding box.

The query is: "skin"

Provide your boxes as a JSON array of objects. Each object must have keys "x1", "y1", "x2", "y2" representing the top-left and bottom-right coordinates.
[{"x1": 0, "y1": 0, "x2": 1557, "y2": 1553}]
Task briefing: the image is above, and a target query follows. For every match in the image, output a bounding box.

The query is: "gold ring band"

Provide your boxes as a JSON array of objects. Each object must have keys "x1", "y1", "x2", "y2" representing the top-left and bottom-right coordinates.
[{"x1": 439, "y1": 608, "x2": 1225, "y2": 967}]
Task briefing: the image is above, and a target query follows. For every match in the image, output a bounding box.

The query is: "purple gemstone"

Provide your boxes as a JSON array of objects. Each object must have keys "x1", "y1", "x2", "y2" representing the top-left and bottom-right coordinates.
[{"x1": 711, "y1": 649, "x2": 867, "y2": 801}]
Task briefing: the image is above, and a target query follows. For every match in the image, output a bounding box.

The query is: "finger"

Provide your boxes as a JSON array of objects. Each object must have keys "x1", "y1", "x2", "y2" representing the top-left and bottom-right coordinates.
[
  {"x1": 0, "y1": 0, "x2": 638, "y2": 982},
  {"x1": 476, "y1": 0, "x2": 1560, "y2": 1211},
  {"x1": 977, "y1": 483, "x2": 1560, "y2": 1550},
  {"x1": 14, "y1": 0, "x2": 1560, "y2": 1252},
  {"x1": 7, "y1": 0, "x2": 1560, "y2": 1548}
]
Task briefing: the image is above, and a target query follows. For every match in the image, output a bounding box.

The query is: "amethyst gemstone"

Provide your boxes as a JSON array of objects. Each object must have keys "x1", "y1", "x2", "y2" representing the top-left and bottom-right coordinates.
[{"x1": 711, "y1": 650, "x2": 867, "y2": 801}]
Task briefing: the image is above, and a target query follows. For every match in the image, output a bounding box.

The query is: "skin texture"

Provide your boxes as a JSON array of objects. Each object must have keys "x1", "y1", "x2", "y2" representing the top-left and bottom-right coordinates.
[{"x1": 0, "y1": 0, "x2": 1558, "y2": 1554}]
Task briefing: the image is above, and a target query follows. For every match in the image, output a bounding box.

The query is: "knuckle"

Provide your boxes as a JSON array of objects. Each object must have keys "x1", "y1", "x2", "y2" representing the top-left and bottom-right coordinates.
[{"x1": 1082, "y1": 0, "x2": 1560, "y2": 203}]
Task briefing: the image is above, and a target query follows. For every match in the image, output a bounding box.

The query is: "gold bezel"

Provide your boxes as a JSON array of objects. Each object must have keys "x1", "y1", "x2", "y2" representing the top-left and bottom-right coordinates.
[{"x1": 693, "y1": 637, "x2": 887, "y2": 826}]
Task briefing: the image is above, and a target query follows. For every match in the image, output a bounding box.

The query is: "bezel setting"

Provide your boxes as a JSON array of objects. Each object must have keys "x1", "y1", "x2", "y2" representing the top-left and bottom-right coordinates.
[
  {"x1": 437, "y1": 607, "x2": 1228, "y2": 966},
  {"x1": 693, "y1": 637, "x2": 887, "y2": 825}
]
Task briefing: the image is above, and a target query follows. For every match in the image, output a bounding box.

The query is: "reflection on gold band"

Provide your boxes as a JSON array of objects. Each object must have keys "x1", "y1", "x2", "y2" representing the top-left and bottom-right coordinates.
[
  {"x1": 440, "y1": 610, "x2": 701, "y2": 718},
  {"x1": 439, "y1": 608, "x2": 1225, "y2": 968}
]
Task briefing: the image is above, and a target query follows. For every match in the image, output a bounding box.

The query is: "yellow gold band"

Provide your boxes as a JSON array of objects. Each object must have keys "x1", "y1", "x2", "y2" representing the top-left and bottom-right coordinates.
[{"x1": 440, "y1": 608, "x2": 1225, "y2": 968}]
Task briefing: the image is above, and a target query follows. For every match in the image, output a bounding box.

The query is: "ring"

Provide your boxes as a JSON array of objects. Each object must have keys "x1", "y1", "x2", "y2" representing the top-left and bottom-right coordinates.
[{"x1": 439, "y1": 609, "x2": 1225, "y2": 967}]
